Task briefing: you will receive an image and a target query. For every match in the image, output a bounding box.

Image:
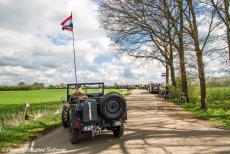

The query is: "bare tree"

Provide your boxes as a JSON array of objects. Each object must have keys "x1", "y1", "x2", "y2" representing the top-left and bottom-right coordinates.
[
  {"x1": 159, "y1": 0, "x2": 189, "y2": 100},
  {"x1": 202, "y1": 0, "x2": 230, "y2": 65},
  {"x1": 182, "y1": 0, "x2": 220, "y2": 110},
  {"x1": 99, "y1": 0, "x2": 179, "y2": 87},
  {"x1": 177, "y1": 0, "x2": 189, "y2": 101},
  {"x1": 99, "y1": 0, "x2": 224, "y2": 108}
]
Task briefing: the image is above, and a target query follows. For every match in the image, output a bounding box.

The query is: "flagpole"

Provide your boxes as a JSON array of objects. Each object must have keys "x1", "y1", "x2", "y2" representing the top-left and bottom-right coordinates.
[{"x1": 71, "y1": 12, "x2": 77, "y2": 84}]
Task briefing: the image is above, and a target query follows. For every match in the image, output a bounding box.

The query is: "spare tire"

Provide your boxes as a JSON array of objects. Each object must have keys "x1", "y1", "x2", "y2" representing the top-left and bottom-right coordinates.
[{"x1": 99, "y1": 92, "x2": 126, "y2": 120}]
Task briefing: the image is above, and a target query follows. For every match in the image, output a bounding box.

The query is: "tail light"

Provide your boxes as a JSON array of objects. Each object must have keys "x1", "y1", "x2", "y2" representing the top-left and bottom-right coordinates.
[{"x1": 74, "y1": 122, "x2": 81, "y2": 127}]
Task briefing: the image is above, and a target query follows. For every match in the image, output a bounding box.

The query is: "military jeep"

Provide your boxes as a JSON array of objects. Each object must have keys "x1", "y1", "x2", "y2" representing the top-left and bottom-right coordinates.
[{"x1": 61, "y1": 82, "x2": 127, "y2": 144}]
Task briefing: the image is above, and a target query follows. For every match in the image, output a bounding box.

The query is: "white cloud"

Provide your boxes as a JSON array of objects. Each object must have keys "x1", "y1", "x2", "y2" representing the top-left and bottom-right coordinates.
[{"x1": 0, "y1": 0, "x2": 164, "y2": 86}]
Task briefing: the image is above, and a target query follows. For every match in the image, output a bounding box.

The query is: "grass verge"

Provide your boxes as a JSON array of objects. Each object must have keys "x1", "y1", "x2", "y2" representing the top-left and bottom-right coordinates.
[
  {"x1": 168, "y1": 80, "x2": 230, "y2": 129},
  {"x1": 179, "y1": 103, "x2": 230, "y2": 129},
  {"x1": 0, "y1": 111, "x2": 61, "y2": 150}
]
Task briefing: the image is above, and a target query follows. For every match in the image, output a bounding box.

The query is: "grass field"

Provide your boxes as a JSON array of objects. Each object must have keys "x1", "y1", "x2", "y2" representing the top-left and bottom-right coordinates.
[
  {"x1": 0, "y1": 89, "x2": 65, "y2": 105},
  {"x1": 0, "y1": 88, "x2": 129, "y2": 105}
]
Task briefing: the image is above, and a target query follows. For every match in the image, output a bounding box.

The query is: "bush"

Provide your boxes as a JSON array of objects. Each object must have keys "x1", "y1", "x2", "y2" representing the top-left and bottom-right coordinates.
[
  {"x1": 169, "y1": 78, "x2": 200, "y2": 104},
  {"x1": 188, "y1": 83, "x2": 200, "y2": 104},
  {"x1": 169, "y1": 78, "x2": 230, "y2": 110},
  {"x1": 207, "y1": 88, "x2": 230, "y2": 109}
]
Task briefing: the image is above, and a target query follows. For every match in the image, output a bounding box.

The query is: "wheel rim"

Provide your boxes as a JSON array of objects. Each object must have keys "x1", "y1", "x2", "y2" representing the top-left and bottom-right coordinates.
[{"x1": 107, "y1": 100, "x2": 120, "y2": 114}]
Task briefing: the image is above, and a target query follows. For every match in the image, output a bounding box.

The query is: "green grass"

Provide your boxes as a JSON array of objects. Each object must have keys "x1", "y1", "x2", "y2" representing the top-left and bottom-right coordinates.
[
  {"x1": 0, "y1": 88, "x2": 130, "y2": 105},
  {"x1": 207, "y1": 87, "x2": 230, "y2": 109},
  {"x1": 169, "y1": 85, "x2": 230, "y2": 129},
  {"x1": 181, "y1": 103, "x2": 230, "y2": 129},
  {"x1": 0, "y1": 112, "x2": 61, "y2": 149},
  {"x1": 0, "y1": 89, "x2": 65, "y2": 105}
]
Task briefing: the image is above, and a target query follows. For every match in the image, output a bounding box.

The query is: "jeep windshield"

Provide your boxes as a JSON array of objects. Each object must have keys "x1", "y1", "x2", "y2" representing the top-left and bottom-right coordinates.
[{"x1": 67, "y1": 82, "x2": 104, "y2": 99}]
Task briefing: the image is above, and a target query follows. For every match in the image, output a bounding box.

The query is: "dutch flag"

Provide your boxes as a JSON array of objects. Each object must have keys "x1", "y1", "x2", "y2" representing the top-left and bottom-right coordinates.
[{"x1": 60, "y1": 15, "x2": 73, "y2": 32}]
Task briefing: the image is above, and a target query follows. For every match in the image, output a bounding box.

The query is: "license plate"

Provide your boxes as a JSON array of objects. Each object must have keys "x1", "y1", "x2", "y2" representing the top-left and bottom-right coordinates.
[
  {"x1": 113, "y1": 121, "x2": 121, "y2": 126},
  {"x1": 83, "y1": 125, "x2": 93, "y2": 131}
]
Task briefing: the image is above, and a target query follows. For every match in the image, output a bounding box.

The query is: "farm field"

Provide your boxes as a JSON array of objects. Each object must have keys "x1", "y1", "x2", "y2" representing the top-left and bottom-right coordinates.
[
  {"x1": 0, "y1": 88, "x2": 130, "y2": 118},
  {"x1": 0, "y1": 89, "x2": 129, "y2": 105},
  {"x1": 0, "y1": 89, "x2": 65, "y2": 105}
]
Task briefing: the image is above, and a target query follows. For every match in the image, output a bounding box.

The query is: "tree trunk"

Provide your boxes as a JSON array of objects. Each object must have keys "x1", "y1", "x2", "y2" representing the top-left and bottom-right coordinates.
[
  {"x1": 195, "y1": 47, "x2": 207, "y2": 110},
  {"x1": 169, "y1": 63, "x2": 176, "y2": 86},
  {"x1": 187, "y1": 0, "x2": 207, "y2": 110},
  {"x1": 227, "y1": 25, "x2": 230, "y2": 66},
  {"x1": 224, "y1": 0, "x2": 230, "y2": 66},
  {"x1": 163, "y1": 0, "x2": 176, "y2": 87},
  {"x1": 166, "y1": 63, "x2": 169, "y2": 85},
  {"x1": 169, "y1": 36, "x2": 176, "y2": 86},
  {"x1": 178, "y1": 0, "x2": 189, "y2": 102}
]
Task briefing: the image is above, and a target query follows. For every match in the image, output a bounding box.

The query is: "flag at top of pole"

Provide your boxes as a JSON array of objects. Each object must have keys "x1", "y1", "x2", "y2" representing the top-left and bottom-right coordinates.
[
  {"x1": 60, "y1": 14, "x2": 73, "y2": 31},
  {"x1": 60, "y1": 12, "x2": 78, "y2": 84}
]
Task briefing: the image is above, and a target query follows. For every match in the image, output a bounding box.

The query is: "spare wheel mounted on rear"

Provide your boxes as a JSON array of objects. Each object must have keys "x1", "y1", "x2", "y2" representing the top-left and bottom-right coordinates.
[{"x1": 99, "y1": 92, "x2": 126, "y2": 120}]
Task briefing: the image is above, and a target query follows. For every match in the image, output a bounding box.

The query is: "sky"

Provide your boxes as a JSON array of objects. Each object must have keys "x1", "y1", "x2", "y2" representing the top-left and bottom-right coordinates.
[{"x1": 0, "y1": 0, "x2": 165, "y2": 86}]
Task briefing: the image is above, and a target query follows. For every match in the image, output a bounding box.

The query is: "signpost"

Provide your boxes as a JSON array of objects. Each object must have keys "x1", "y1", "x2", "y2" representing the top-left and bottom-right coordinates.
[{"x1": 161, "y1": 73, "x2": 167, "y2": 84}]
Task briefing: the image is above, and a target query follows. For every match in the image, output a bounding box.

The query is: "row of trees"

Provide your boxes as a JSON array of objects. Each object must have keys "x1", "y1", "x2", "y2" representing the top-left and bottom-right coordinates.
[
  {"x1": 18, "y1": 82, "x2": 67, "y2": 89},
  {"x1": 99, "y1": 0, "x2": 229, "y2": 110},
  {"x1": 18, "y1": 82, "x2": 45, "y2": 89},
  {"x1": 0, "y1": 82, "x2": 45, "y2": 91},
  {"x1": 0, "y1": 82, "x2": 67, "y2": 91}
]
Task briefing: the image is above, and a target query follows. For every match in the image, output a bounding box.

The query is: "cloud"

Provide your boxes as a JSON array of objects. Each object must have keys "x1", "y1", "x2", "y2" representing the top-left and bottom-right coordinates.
[{"x1": 0, "y1": 0, "x2": 164, "y2": 86}]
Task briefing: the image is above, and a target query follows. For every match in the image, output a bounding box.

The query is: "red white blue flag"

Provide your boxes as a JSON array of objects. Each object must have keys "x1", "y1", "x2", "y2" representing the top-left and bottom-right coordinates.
[{"x1": 60, "y1": 15, "x2": 73, "y2": 32}]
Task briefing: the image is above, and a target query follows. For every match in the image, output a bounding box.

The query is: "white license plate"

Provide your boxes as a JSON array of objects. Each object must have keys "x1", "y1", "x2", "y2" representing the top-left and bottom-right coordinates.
[
  {"x1": 113, "y1": 121, "x2": 121, "y2": 126},
  {"x1": 83, "y1": 125, "x2": 93, "y2": 131}
]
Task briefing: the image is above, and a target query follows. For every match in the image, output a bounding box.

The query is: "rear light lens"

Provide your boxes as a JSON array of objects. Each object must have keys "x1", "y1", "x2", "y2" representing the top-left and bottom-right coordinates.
[{"x1": 74, "y1": 122, "x2": 81, "y2": 127}]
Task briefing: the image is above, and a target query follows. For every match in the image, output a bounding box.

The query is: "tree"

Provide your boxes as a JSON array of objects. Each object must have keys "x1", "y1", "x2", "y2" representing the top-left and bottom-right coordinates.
[
  {"x1": 99, "y1": 0, "x2": 178, "y2": 87},
  {"x1": 203, "y1": 0, "x2": 230, "y2": 65},
  {"x1": 17, "y1": 82, "x2": 26, "y2": 87},
  {"x1": 183, "y1": 0, "x2": 220, "y2": 109},
  {"x1": 99, "y1": 0, "x2": 225, "y2": 108},
  {"x1": 166, "y1": 0, "x2": 189, "y2": 100},
  {"x1": 47, "y1": 85, "x2": 56, "y2": 89},
  {"x1": 185, "y1": 0, "x2": 207, "y2": 109},
  {"x1": 32, "y1": 82, "x2": 45, "y2": 89},
  {"x1": 58, "y1": 83, "x2": 66, "y2": 89}
]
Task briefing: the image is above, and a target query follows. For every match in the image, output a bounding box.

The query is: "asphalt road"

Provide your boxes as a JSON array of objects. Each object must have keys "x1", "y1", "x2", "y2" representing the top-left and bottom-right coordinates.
[{"x1": 19, "y1": 90, "x2": 230, "y2": 154}]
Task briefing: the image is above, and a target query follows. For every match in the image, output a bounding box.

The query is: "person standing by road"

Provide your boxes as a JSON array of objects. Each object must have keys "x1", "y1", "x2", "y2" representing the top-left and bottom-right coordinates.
[{"x1": 165, "y1": 85, "x2": 170, "y2": 100}]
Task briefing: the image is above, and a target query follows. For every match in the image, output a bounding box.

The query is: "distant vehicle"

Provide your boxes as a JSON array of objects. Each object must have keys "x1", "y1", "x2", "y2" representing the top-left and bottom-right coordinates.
[
  {"x1": 61, "y1": 82, "x2": 127, "y2": 144},
  {"x1": 148, "y1": 83, "x2": 161, "y2": 94}
]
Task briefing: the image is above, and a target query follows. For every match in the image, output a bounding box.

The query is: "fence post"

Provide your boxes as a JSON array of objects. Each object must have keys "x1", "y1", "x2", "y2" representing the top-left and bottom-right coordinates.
[{"x1": 23, "y1": 103, "x2": 30, "y2": 120}]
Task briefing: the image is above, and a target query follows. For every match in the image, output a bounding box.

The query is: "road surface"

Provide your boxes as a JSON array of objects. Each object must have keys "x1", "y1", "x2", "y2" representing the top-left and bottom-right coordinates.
[{"x1": 20, "y1": 90, "x2": 230, "y2": 154}]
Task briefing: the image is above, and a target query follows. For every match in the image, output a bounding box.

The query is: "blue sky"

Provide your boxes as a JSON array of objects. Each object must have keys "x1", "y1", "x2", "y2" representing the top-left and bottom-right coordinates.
[{"x1": 0, "y1": 0, "x2": 165, "y2": 86}]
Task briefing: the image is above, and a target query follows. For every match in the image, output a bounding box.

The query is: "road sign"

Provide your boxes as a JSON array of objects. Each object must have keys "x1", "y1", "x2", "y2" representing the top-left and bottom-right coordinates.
[{"x1": 161, "y1": 73, "x2": 167, "y2": 77}]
